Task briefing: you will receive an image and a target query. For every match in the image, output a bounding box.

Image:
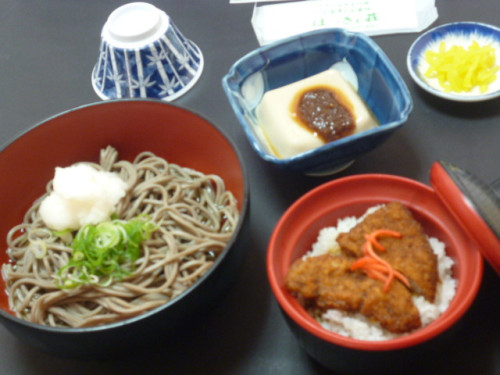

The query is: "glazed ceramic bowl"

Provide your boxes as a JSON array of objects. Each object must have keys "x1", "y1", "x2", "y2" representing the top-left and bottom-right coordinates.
[
  {"x1": 0, "y1": 99, "x2": 249, "y2": 358},
  {"x1": 222, "y1": 28, "x2": 413, "y2": 176},
  {"x1": 92, "y1": 2, "x2": 204, "y2": 101},
  {"x1": 407, "y1": 22, "x2": 500, "y2": 102},
  {"x1": 267, "y1": 174, "x2": 483, "y2": 373}
]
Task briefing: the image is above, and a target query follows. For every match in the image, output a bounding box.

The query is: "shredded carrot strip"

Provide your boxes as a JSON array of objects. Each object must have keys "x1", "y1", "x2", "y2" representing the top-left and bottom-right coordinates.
[
  {"x1": 394, "y1": 269, "x2": 411, "y2": 288},
  {"x1": 350, "y1": 229, "x2": 409, "y2": 292},
  {"x1": 366, "y1": 269, "x2": 387, "y2": 283},
  {"x1": 351, "y1": 256, "x2": 377, "y2": 270},
  {"x1": 365, "y1": 241, "x2": 397, "y2": 292},
  {"x1": 364, "y1": 229, "x2": 402, "y2": 251}
]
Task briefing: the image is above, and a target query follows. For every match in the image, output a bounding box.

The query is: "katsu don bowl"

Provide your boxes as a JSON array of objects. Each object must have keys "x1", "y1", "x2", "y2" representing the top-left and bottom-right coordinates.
[
  {"x1": 0, "y1": 99, "x2": 249, "y2": 358},
  {"x1": 267, "y1": 174, "x2": 483, "y2": 373}
]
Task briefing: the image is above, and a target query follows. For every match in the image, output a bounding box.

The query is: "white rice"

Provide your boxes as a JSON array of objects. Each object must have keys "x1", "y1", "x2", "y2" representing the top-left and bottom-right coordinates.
[{"x1": 307, "y1": 205, "x2": 457, "y2": 341}]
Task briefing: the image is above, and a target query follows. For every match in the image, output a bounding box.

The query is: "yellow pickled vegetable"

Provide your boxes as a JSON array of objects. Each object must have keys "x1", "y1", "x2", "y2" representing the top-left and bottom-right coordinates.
[{"x1": 424, "y1": 40, "x2": 499, "y2": 93}]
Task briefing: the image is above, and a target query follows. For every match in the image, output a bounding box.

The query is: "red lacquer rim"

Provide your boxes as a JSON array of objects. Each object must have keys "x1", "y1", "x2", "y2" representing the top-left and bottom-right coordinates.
[{"x1": 267, "y1": 174, "x2": 483, "y2": 351}]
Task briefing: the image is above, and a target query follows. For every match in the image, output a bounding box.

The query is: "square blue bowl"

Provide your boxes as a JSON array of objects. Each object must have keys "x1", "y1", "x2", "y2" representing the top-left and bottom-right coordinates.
[{"x1": 222, "y1": 28, "x2": 413, "y2": 176}]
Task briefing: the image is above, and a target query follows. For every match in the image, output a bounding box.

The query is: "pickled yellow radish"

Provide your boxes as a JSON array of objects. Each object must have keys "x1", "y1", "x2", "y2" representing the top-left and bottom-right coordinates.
[{"x1": 424, "y1": 41, "x2": 499, "y2": 93}]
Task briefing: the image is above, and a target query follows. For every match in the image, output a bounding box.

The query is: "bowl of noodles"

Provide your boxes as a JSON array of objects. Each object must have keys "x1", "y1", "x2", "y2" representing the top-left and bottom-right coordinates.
[
  {"x1": 267, "y1": 174, "x2": 483, "y2": 373},
  {"x1": 0, "y1": 99, "x2": 249, "y2": 358}
]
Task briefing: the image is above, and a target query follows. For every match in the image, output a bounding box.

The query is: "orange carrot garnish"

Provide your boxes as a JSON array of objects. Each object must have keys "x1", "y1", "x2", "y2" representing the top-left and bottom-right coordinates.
[
  {"x1": 364, "y1": 229, "x2": 402, "y2": 251},
  {"x1": 366, "y1": 269, "x2": 388, "y2": 283},
  {"x1": 350, "y1": 229, "x2": 409, "y2": 292}
]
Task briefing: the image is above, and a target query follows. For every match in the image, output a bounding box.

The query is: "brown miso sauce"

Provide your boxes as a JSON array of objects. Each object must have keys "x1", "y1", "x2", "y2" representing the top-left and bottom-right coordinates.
[{"x1": 292, "y1": 86, "x2": 356, "y2": 142}]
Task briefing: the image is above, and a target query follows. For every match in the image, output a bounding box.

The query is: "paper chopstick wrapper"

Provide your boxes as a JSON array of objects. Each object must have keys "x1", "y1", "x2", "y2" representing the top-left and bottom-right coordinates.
[
  {"x1": 230, "y1": 0, "x2": 277, "y2": 2},
  {"x1": 251, "y1": 0, "x2": 438, "y2": 45}
]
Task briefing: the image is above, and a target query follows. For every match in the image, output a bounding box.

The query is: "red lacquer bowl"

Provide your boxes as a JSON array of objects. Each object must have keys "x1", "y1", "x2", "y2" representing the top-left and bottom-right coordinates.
[
  {"x1": 0, "y1": 99, "x2": 249, "y2": 358},
  {"x1": 267, "y1": 174, "x2": 483, "y2": 373}
]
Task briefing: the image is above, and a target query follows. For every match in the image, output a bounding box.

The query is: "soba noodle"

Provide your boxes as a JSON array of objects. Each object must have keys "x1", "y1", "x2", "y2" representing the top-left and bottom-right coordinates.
[{"x1": 2, "y1": 146, "x2": 239, "y2": 328}]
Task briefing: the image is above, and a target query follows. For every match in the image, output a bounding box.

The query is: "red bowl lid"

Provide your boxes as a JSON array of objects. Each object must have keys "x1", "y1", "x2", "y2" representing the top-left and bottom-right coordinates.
[{"x1": 430, "y1": 161, "x2": 500, "y2": 275}]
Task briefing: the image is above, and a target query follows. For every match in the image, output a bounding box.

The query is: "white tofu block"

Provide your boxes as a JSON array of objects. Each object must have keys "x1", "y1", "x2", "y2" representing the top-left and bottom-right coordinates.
[{"x1": 256, "y1": 69, "x2": 378, "y2": 159}]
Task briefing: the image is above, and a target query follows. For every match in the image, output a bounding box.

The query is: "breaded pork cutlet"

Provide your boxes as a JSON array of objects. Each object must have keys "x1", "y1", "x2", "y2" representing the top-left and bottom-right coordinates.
[
  {"x1": 337, "y1": 202, "x2": 439, "y2": 302},
  {"x1": 286, "y1": 254, "x2": 422, "y2": 333}
]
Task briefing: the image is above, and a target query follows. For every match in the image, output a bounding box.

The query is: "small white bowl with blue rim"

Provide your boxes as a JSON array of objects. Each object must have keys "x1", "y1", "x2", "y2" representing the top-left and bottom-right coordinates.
[
  {"x1": 92, "y1": 2, "x2": 204, "y2": 101},
  {"x1": 407, "y1": 22, "x2": 500, "y2": 102}
]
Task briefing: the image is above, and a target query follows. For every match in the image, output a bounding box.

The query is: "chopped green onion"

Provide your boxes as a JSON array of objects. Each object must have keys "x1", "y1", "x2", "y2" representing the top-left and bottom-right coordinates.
[
  {"x1": 57, "y1": 216, "x2": 157, "y2": 289},
  {"x1": 53, "y1": 229, "x2": 73, "y2": 244},
  {"x1": 29, "y1": 240, "x2": 47, "y2": 259}
]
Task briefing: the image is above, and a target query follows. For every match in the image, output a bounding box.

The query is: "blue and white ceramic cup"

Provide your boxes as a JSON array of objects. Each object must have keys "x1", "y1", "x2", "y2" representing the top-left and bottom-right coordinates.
[{"x1": 92, "y1": 2, "x2": 204, "y2": 101}]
